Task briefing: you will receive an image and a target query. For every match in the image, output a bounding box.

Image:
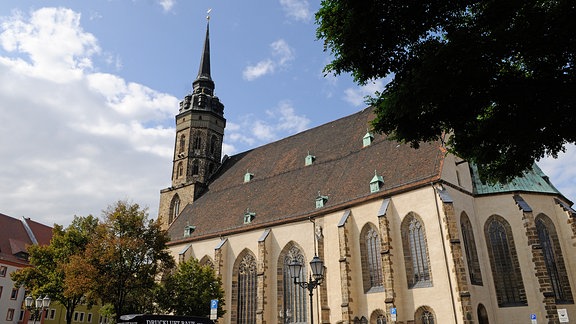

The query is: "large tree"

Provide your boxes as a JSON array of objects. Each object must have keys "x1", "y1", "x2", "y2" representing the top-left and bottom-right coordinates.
[
  {"x1": 156, "y1": 258, "x2": 225, "y2": 318},
  {"x1": 316, "y1": 0, "x2": 576, "y2": 182},
  {"x1": 11, "y1": 215, "x2": 99, "y2": 324},
  {"x1": 74, "y1": 201, "x2": 175, "y2": 320}
]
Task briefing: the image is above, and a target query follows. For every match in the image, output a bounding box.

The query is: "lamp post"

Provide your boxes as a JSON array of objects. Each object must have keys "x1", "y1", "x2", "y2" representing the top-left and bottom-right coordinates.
[
  {"x1": 24, "y1": 295, "x2": 51, "y2": 324},
  {"x1": 288, "y1": 255, "x2": 325, "y2": 324}
]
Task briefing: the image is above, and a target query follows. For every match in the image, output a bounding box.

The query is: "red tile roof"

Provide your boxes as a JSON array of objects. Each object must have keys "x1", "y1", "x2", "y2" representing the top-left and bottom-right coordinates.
[
  {"x1": 167, "y1": 107, "x2": 444, "y2": 244},
  {"x1": 0, "y1": 213, "x2": 52, "y2": 266}
]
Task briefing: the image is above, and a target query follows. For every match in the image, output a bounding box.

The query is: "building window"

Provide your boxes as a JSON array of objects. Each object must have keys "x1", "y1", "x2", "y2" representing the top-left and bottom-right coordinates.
[
  {"x1": 210, "y1": 135, "x2": 218, "y2": 155},
  {"x1": 169, "y1": 194, "x2": 180, "y2": 224},
  {"x1": 233, "y1": 251, "x2": 257, "y2": 324},
  {"x1": 18, "y1": 310, "x2": 25, "y2": 321},
  {"x1": 485, "y1": 215, "x2": 527, "y2": 306},
  {"x1": 353, "y1": 316, "x2": 368, "y2": 323},
  {"x1": 179, "y1": 134, "x2": 186, "y2": 153},
  {"x1": 415, "y1": 306, "x2": 435, "y2": 324},
  {"x1": 401, "y1": 213, "x2": 432, "y2": 288},
  {"x1": 279, "y1": 244, "x2": 307, "y2": 323},
  {"x1": 74, "y1": 311, "x2": 79, "y2": 322},
  {"x1": 48, "y1": 309, "x2": 56, "y2": 320},
  {"x1": 536, "y1": 214, "x2": 574, "y2": 303},
  {"x1": 6, "y1": 309, "x2": 15, "y2": 321},
  {"x1": 0, "y1": 266, "x2": 6, "y2": 277},
  {"x1": 10, "y1": 287, "x2": 18, "y2": 299},
  {"x1": 370, "y1": 310, "x2": 387, "y2": 324},
  {"x1": 192, "y1": 160, "x2": 199, "y2": 176},
  {"x1": 193, "y1": 136, "x2": 202, "y2": 151},
  {"x1": 177, "y1": 162, "x2": 183, "y2": 178},
  {"x1": 0, "y1": 286, "x2": 3, "y2": 298},
  {"x1": 360, "y1": 223, "x2": 383, "y2": 292},
  {"x1": 460, "y1": 212, "x2": 482, "y2": 285},
  {"x1": 87, "y1": 313, "x2": 93, "y2": 323}
]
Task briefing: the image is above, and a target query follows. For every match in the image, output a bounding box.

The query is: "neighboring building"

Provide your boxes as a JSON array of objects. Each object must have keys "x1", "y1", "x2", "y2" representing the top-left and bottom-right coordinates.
[
  {"x1": 159, "y1": 21, "x2": 576, "y2": 324},
  {"x1": 0, "y1": 213, "x2": 52, "y2": 324}
]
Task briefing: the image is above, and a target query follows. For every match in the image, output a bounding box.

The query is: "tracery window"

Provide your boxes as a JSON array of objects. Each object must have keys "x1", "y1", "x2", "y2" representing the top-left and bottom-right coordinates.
[
  {"x1": 415, "y1": 306, "x2": 435, "y2": 324},
  {"x1": 485, "y1": 215, "x2": 527, "y2": 306},
  {"x1": 193, "y1": 135, "x2": 202, "y2": 151},
  {"x1": 401, "y1": 213, "x2": 431, "y2": 288},
  {"x1": 280, "y1": 244, "x2": 307, "y2": 323},
  {"x1": 360, "y1": 223, "x2": 383, "y2": 292},
  {"x1": 536, "y1": 215, "x2": 573, "y2": 303},
  {"x1": 235, "y1": 252, "x2": 257, "y2": 324},
  {"x1": 177, "y1": 162, "x2": 183, "y2": 178},
  {"x1": 460, "y1": 212, "x2": 482, "y2": 285},
  {"x1": 168, "y1": 194, "x2": 180, "y2": 224}
]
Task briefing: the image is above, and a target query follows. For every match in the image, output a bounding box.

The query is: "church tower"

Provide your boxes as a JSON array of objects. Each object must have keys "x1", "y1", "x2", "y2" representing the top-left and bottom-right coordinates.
[{"x1": 159, "y1": 19, "x2": 226, "y2": 229}]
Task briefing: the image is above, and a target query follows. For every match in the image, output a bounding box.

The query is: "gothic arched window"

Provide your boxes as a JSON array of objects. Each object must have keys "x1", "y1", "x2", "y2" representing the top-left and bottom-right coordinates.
[
  {"x1": 415, "y1": 306, "x2": 435, "y2": 324},
  {"x1": 535, "y1": 214, "x2": 573, "y2": 303},
  {"x1": 233, "y1": 251, "x2": 257, "y2": 324},
  {"x1": 177, "y1": 162, "x2": 183, "y2": 178},
  {"x1": 193, "y1": 135, "x2": 202, "y2": 151},
  {"x1": 460, "y1": 212, "x2": 482, "y2": 285},
  {"x1": 169, "y1": 194, "x2": 180, "y2": 224},
  {"x1": 360, "y1": 223, "x2": 383, "y2": 292},
  {"x1": 401, "y1": 213, "x2": 431, "y2": 288},
  {"x1": 210, "y1": 135, "x2": 218, "y2": 155},
  {"x1": 192, "y1": 160, "x2": 199, "y2": 176},
  {"x1": 279, "y1": 243, "x2": 307, "y2": 323},
  {"x1": 485, "y1": 215, "x2": 527, "y2": 306},
  {"x1": 179, "y1": 134, "x2": 186, "y2": 153},
  {"x1": 370, "y1": 310, "x2": 387, "y2": 324}
]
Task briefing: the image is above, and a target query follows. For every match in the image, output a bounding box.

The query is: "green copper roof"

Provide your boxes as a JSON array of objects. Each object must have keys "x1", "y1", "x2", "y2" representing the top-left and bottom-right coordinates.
[{"x1": 471, "y1": 163, "x2": 560, "y2": 195}]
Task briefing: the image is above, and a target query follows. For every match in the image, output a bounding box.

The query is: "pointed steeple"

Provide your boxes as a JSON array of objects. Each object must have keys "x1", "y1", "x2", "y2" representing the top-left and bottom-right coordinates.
[{"x1": 197, "y1": 22, "x2": 212, "y2": 81}]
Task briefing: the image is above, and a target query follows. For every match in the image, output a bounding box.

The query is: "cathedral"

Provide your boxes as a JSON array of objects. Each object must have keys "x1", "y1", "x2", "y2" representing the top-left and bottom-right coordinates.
[{"x1": 158, "y1": 22, "x2": 576, "y2": 324}]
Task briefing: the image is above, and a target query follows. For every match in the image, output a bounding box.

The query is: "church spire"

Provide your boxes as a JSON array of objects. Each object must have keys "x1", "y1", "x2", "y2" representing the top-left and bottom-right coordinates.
[{"x1": 197, "y1": 21, "x2": 211, "y2": 81}]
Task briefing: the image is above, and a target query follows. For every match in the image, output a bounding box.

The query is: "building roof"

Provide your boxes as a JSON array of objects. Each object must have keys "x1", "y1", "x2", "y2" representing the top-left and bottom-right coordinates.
[
  {"x1": 167, "y1": 107, "x2": 444, "y2": 243},
  {"x1": 470, "y1": 163, "x2": 561, "y2": 196},
  {"x1": 0, "y1": 213, "x2": 52, "y2": 266}
]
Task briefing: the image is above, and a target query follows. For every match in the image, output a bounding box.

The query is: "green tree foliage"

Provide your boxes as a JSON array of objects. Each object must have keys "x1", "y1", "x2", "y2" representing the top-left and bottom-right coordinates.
[
  {"x1": 316, "y1": 0, "x2": 576, "y2": 182},
  {"x1": 11, "y1": 215, "x2": 99, "y2": 324},
  {"x1": 156, "y1": 258, "x2": 225, "y2": 318},
  {"x1": 73, "y1": 201, "x2": 175, "y2": 320}
]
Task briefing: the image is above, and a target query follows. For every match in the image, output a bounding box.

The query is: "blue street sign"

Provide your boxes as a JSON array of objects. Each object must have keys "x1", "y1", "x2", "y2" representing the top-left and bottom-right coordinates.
[
  {"x1": 530, "y1": 314, "x2": 537, "y2": 320},
  {"x1": 391, "y1": 308, "x2": 397, "y2": 315},
  {"x1": 211, "y1": 299, "x2": 218, "y2": 309}
]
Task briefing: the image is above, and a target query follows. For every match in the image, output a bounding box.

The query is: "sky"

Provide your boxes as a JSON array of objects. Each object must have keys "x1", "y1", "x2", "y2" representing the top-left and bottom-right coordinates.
[{"x1": 0, "y1": 1, "x2": 574, "y2": 227}]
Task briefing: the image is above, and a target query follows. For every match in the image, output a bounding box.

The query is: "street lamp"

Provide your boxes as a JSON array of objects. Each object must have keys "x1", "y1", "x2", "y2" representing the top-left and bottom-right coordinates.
[
  {"x1": 25, "y1": 295, "x2": 51, "y2": 324},
  {"x1": 288, "y1": 255, "x2": 325, "y2": 324}
]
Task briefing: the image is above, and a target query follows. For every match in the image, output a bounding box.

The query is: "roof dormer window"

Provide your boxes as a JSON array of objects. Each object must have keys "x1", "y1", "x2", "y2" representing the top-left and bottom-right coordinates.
[
  {"x1": 316, "y1": 192, "x2": 328, "y2": 208},
  {"x1": 363, "y1": 130, "x2": 374, "y2": 147},
  {"x1": 370, "y1": 171, "x2": 384, "y2": 193},
  {"x1": 244, "y1": 171, "x2": 254, "y2": 183},
  {"x1": 305, "y1": 152, "x2": 316, "y2": 166},
  {"x1": 244, "y1": 209, "x2": 256, "y2": 224}
]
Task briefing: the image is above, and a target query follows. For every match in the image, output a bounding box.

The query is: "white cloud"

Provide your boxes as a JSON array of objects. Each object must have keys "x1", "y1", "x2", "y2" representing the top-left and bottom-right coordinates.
[
  {"x1": 0, "y1": 8, "x2": 177, "y2": 225},
  {"x1": 0, "y1": 7, "x2": 100, "y2": 83},
  {"x1": 225, "y1": 101, "x2": 310, "y2": 153},
  {"x1": 242, "y1": 39, "x2": 295, "y2": 81},
  {"x1": 158, "y1": 0, "x2": 176, "y2": 12},
  {"x1": 280, "y1": 0, "x2": 312, "y2": 22},
  {"x1": 243, "y1": 59, "x2": 275, "y2": 81},
  {"x1": 271, "y1": 39, "x2": 295, "y2": 66},
  {"x1": 343, "y1": 79, "x2": 386, "y2": 107}
]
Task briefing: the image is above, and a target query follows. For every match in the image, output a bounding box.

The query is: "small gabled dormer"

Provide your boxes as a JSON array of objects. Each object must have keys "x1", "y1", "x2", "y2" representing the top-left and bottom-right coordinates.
[
  {"x1": 305, "y1": 151, "x2": 316, "y2": 166},
  {"x1": 244, "y1": 209, "x2": 256, "y2": 224},
  {"x1": 363, "y1": 130, "x2": 374, "y2": 147},
  {"x1": 370, "y1": 170, "x2": 384, "y2": 193},
  {"x1": 244, "y1": 171, "x2": 254, "y2": 183},
  {"x1": 316, "y1": 192, "x2": 328, "y2": 208},
  {"x1": 184, "y1": 225, "x2": 196, "y2": 237}
]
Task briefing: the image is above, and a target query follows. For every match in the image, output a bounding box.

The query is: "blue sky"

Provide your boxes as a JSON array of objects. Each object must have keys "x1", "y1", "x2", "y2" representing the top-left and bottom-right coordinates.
[{"x1": 0, "y1": 1, "x2": 574, "y2": 226}]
